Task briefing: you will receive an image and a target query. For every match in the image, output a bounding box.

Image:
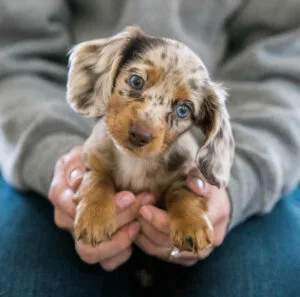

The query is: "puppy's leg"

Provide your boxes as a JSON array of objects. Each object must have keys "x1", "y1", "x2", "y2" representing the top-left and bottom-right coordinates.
[
  {"x1": 165, "y1": 184, "x2": 213, "y2": 253},
  {"x1": 73, "y1": 152, "x2": 116, "y2": 246}
]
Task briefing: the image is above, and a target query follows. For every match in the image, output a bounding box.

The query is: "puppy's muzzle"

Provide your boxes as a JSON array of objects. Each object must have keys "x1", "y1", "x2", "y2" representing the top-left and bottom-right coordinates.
[{"x1": 129, "y1": 124, "x2": 153, "y2": 147}]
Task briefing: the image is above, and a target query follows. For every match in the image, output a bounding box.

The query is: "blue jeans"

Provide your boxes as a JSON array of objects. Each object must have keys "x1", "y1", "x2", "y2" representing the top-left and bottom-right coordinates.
[{"x1": 0, "y1": 177, "x2": 299, "y2": 297}]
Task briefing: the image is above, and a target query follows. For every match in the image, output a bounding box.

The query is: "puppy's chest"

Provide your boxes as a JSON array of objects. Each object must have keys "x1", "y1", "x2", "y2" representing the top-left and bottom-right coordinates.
[{"x1": 113, "y1": 155, "x2": 172, "y2": 196}]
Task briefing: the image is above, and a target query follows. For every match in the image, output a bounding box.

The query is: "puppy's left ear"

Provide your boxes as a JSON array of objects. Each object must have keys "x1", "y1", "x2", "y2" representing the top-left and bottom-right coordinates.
[
  {"x1": 66, "y1": 27, "x2": 143, "y2": 117},
  {"x1": 196, "y1": 82, "x2": 235, "y2": 188}
]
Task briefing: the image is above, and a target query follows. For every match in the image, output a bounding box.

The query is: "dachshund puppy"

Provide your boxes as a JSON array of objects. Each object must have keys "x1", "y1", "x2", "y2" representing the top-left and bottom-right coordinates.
[{"x1": 66, "y1": 26, "x2": 234, "y2": 254}]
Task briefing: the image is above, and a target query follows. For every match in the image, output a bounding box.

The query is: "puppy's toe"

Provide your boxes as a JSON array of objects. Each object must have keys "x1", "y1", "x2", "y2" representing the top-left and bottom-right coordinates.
[
  {"x1": 170, "y1": 215, "x2": 214, "y2": 253},
  {"x1": 74, "y1": 202, "x2": 116, "y2": 247}
]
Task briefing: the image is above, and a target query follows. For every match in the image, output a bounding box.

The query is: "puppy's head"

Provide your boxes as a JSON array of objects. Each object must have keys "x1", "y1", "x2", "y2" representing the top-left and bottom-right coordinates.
[{"x1": 67, "y1": 27, "x2": 234, "y2": 187}]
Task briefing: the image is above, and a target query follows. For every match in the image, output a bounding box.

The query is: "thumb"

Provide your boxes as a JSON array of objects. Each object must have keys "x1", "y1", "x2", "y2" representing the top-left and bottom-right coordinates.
[
  {"x1": 67, "y1": 166, "x2": 86, "y2": 190},
  {"x1": 186, "y1": 168, "x2": 207, "y2": 196}
]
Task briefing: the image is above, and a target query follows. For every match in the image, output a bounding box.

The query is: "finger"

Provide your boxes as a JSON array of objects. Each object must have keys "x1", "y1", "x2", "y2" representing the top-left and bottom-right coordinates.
[
  {"x1": 139, "y1": 205, "x2": 170, "y2": 235},
  {"x1": 57, "y1": 145, "x2": 84, "y2": 190},
  {"x1": 135, "y1": 233, "x2": 213, "y2": 263},
  {"x1": 136, "y1": 192, "x2": 156, "y2": 206},
  {"x1": 212, "y1": 221, "x2": 227, "y2": 247},
  {"x1": 186, "y1": 175, "x2": 225, "y2": 227},
  {"x1": 49, "y1": 156, "x2": 78, "y2": 211},
  {"x1": 76, "y1": 222, "x2": 140, "y2": 264},
  {"x1": 62, "y1": 145, "x2": 83, "y2": 165},
  {"x1": 49, "y1": 159, "x2": 67, "y2": 204},
  {"x1": 170, "y1": 256, "x2": 199, "y2": 266},
  {"x1": 54, "y1": 208, "x2": 74, "y2": 232},
  {"x1": 57, "y1": 188, "x2": 76, "y2": 218},
  {"x1": 66, "y1": 166, "x2": 85, "y2": 191},
  {"x1": 186, "y1": 168, "x2": 208, "y2": 196},
  {"x1": 115, "y1": 192, "x2": 155, "y2": 230},
  {"x1": 68, "y1": 169, "x2": 85, "y2": 191},
  {"x1": 138, "y1": 217, "x2": 171, "y2": 247},
  {"x1": 115, "y1": 191, "x2": 136, "y2": 214},
  {"x1": 115, "y1": 191, "x2": 155, "y2": 215},
  {"x1": 134, "y1": 233, "x2": 170, "y2": 259},
  {"x1": 100, "y1": 247, "x2": 132, "y2": 271}
]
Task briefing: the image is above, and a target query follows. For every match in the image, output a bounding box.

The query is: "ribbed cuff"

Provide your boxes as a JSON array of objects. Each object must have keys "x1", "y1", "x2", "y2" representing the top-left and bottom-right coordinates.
[
  {"x1": 226, "y1": 153, "x2": 262, "y2": 231},
  {"x1": 22, "y1": 133, "x2": 85, "y2": 197}
]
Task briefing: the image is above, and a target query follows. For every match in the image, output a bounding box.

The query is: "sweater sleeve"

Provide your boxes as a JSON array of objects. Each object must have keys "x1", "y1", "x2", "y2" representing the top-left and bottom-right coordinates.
[
  {"x1": 219, "y1": 0, "x2": 300, "y2": 229},
  {"x1": 0, "y1": 1, "x2": 93, "y2": 197}
]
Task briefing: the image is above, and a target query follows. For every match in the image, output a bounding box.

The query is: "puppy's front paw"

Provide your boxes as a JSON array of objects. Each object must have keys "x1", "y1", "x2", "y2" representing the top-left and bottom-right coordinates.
[
  {"x1": 169, "y1": 214, "x2": 213, "y2": 254},
  {"x1": 74, "y1": 201, "x2": 116, "y2": 246}
]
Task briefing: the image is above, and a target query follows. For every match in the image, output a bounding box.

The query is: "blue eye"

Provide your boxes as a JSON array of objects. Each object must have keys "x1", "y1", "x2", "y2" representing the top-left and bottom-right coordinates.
[
  {"x1": 129, "y1": 75, "x2": 144, "y2": 90},
  {"x1": 176, "y1": 103, "x2": 191, "y2": 118}
]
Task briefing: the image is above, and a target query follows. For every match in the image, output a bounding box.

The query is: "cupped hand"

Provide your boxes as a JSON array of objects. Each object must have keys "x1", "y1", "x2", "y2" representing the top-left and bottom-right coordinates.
[
  {"x1": 48, "y1": 145, "x2": 154, "y2": 271},
  {"x1": 134, "y1": 169, "x2": 231, "y2": 266}
]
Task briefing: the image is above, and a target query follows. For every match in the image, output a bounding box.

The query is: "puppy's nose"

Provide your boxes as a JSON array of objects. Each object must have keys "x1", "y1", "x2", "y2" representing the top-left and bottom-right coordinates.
[{"x1": 129, "y1": 124, "x2": 153, "y2": 147}]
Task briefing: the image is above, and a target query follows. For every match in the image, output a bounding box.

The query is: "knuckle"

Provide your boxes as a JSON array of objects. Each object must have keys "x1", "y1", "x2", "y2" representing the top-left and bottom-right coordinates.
[
  {"x1": 49, "y1": 189, "x2": 60, "y2": 206},
  {"x1": 64, "y1": 145, "x2": 83, "y2": 164},
  {"x1": 62, "y1": 153, "x2": 72, "y2": 165},
  {"x1": 54, "y1": 211, "x2": 66, "y2": 229},
  {"x1": 143, "y1": 244, "x2": 155, "y2": 256},
  {"x1": 54, "y1": 158, "x2": 64, "y2": 172},
  {"x1": 197, "y1": 248, "x2": 212, "y2": 260},
  {"x1": 125, "y1": 203, "x2": 138, "y2": 220},
  {"x1": 149, "y1": 235, "x2": 161, "y2": 246},
  {"x1": 72, "y1": 145, "x2": 83, "y2": 154},
  {"x1": 101, "y1": 261, "x2": 115, "y2": 271},
  {"x1": 48, "y1": 186, "x2": 56, "y2": 202},
  {"x1": 214, "y1": 236, "x2": 224, "y2": 247},
  {"x1": 152, "y1": 233, "x2": 167, "y2": 246},
  {"x1": 213, "y1": 228, "x2": 226, "y2": 247},
  {"x1": 80, "y1": 254, "x2": 98, "y2": 265},
  {"x1": 115, "y1": 237, "x2": 130, "y2": 251},
  {"x1": 76, "y1": 244, "x2": 98, "y2": 264},
  {"x1": 121, "y1": 247, "x2": 132, "y2": 260},
  {"x1": 182, "y1": 260, "x2": 198, "y2": 267}
]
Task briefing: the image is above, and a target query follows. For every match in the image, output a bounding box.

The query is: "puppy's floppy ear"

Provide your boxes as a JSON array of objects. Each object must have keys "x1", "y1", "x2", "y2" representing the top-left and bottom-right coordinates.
[
  {"x1": 196, "y1": 82, "x2": 235, "y2": 188},
  {"x1": 66, "y1": 26, "x2": 143, "y2": 117}
]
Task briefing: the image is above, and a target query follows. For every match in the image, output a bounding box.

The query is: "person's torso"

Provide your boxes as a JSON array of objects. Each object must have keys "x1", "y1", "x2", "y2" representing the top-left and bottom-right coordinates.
[{"x1": 71, "y1": 0, "x2": 242, "y2": 74}]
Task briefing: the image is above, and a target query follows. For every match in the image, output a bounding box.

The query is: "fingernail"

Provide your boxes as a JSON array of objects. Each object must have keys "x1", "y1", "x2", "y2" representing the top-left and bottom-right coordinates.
[
  {"x1": 140, "y1": 193, "x2": 155, "y2": 205},
  {"x1": 140, "y1": 206, "x2": 152, "y2": 222},
  {"x1": 69, "y1": 169, "x2": 83, "y2": 186},
  {"x1": 191, "y1": 176, "x2": 206, "y2": 191},
  {"x1": 61, "y1": 188, "x2": 74, "y2": 199},
  {"x1": 117, "y1": 193, "x2": 135, "y2": 210},
  {"x1": 195, "y1": 178, "x2": 204, "y2": 190},
  {"x1": 129, "y1": 222, "x2": 140, "y2": 240}
]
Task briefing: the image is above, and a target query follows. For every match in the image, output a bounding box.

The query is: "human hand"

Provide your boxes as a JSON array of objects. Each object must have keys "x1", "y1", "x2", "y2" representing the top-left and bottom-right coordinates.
[
  {"x1": 48, "y1": 145, "x2": 154, "y2": 271},
  {"x1": 134, "y1": 169, "x2": 231, "y2": 266}
]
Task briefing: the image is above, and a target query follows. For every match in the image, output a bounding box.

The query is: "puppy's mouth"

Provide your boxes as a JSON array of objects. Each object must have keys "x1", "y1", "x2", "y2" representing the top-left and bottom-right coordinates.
[
  {"x1": 108, "y1": 133, "x2": 161, "y2": 158},
  {"x1": 123, "y1": 141, "x2": 157, "y2": 158}
]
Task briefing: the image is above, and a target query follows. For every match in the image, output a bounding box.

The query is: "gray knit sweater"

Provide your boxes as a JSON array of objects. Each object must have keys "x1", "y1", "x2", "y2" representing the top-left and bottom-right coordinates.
[{"x1": 0, "y1": 0, "x2": 300, "y2": 229}]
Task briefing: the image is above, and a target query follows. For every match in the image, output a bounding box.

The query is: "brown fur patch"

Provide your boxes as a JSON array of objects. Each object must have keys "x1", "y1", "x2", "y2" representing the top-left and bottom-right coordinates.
[
  {"x1": 165, "y1": 187, "x2": 213, "y2": 253},
  {"x1": 173, "y1": 85, "x2": 190, "y2": 101},
  {"x1": 73, "y1": 163, "x2": 116, "y2": 246},
  {"x1": 146, "y1": 67, "x2": 163, "y2": 86}
]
